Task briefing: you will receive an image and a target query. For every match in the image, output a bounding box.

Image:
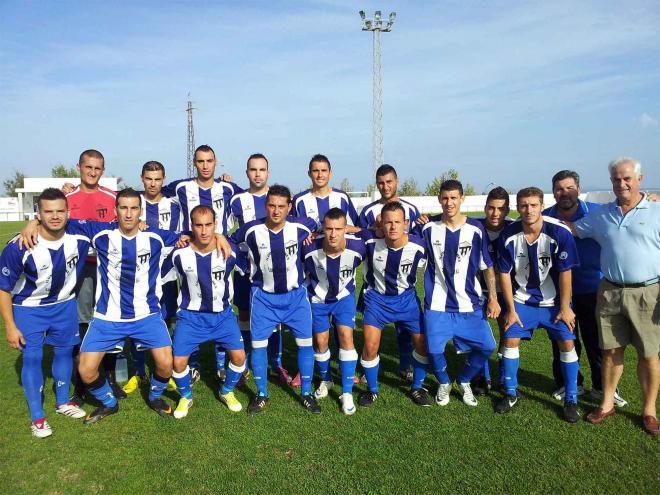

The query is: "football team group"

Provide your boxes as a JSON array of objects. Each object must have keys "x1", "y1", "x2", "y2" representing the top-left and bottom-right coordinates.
[{"x1": 1, "y1": 147, "x2": 657, "y2": 438}]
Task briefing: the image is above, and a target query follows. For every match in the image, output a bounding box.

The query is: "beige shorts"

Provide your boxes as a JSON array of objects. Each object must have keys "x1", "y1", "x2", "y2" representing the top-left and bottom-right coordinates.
[{"x1": 596, "y1": 279, "x2": 659, "y2": 358}]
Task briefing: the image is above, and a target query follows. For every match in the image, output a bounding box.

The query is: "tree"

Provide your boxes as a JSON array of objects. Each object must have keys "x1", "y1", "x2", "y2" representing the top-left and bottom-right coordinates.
[
  {"x1": 3, "y1": 169, "x2": 25, "y2": 196},
  {"x1": 399, "y1": 177, "x2": 421, "y2": 196},
  {"x1": 51, "y1": 164, "x2": 79, "y2": 178},
  {"x1": 366, "y1": 183, "x2": 376, "y2": 197},
  {"x1": 339, "y1": 178, "x2": 352, "y2": 193},
  {"x1": 425, "y1": 168, "x2": 476, "y2": 196}
]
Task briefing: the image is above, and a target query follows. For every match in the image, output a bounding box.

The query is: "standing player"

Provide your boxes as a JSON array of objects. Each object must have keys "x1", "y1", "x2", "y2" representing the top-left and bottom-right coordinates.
[
  {"x1": 359, "y1": 202, "x2": 430, "y2": 407},
  {"x1": 473, "y1": 186, "x2": 512, "y2": 394},
  {"x1": 122, "y1": 161, "x2": 181, "y2": 394},
  {"x1": 358, "y1": 164, "x2": 421, "y2": 382},
  {"x1": 0, "y1": 189, "x2": 89, "y2": 437},
  {"x1": 230, "y1": 185, "x2": 319, "y2": 414},
  {"x1": 65, "y1": 150, "x2": 120, "y2": 402},
  {"x1": 229, "y1": 153, "x2": 289, "y2": 384},
  {"x1": 166, "y1": 206, "x2": 246, "y2": 418},
  {"x1": 303, "y1": 208, "x2": 366, "y2": 415},
  {"x1": 496, "y1": 187, "x2": 581, "y2": 423},
  {"x1": 420, "y1": 181, "x2": 500, "y2": 407}
]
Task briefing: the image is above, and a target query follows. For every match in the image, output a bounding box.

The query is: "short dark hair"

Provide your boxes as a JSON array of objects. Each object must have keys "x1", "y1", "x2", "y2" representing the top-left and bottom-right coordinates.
[
  {"x1": 551, "y1": 170, "x2": 580, "y2": 190},
  {"x1": 376, "y1": 164, "x2": 397, "y2": 178},
  {"x1": 440, "y1": 179, "x2": 463, "y2": 196},
  {"x1": 141, "y1": 161, "x2": 165, "y2": 176},
  {"x1": 115, "y1": 188, "x2": 141, "y2": 207},
  {"x1": 516, "y1": 187, "x2": 544, "y2": 205},
  {"x1": 323, "y1": 207, "x2": 346, "y2": 223},
  {"x1": 486, "y1": 186, "x2": 509, "y2": 208},
  {"x1": 380, "y1": 201, "x2": 405, "y2": 218},
  {"x1": 247, "y1": 153, "x2": 269, "y2": 169},
  {"x1": 37, "y1": 188, "x2": 67, "y2": 209},
  {"x1": 267, "y1": 184, "x2": 292, "y2": 203},
  {"x1": 79, "y1": 149, "x2": 104, "y2": 165},
  {"x1": 190, "y1": 204, "x2": 216, "y2": 223},
  {"x1": 194, "y1": 145, "x2": 215, "y2": 160},
  {"x1": 309, "y1": 154, "x2": 331, "y2": 172}
]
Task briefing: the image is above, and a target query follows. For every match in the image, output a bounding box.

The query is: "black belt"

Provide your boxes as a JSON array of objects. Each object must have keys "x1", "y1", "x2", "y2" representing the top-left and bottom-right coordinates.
[{"x1": 605, "y1": 278, "x2": 659, "y2": 289}]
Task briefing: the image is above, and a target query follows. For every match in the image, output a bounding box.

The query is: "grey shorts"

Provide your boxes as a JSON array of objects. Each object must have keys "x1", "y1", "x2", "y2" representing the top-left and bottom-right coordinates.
[
  {"x1": 596, "y1": 279, "x2": 659, "y2": 358},
  {"x1": 75, "y1": 261, "x2": 97, "y2": 324}
]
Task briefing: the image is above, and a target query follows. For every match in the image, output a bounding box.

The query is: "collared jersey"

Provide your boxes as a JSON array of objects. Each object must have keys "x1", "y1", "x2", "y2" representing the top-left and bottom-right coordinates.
[
  {"x1": 574, "y1": 195, "x2": 659, "y2": 285},
  {"x1": 66, "y1": 220, "x2": 180, "y2": 321},
  {"x1": 0, "y1": 234, "x2": 90, "y2": 306},
  {"x1": 303, "y1": 234, "x2": 366, "y2": 304},
  {"x1": 421, "y1": 217, "x2": 492, "y2": 312},
  {"x1": 141, "y1": 195, "x2": 181, "y2": 231},
  {"x1": 363, "y1": 231, "x2": 426, "y2": 296},
  {"x1": 230, "y1": 216, "x2": 317, "y2": 294},
  {"x1": 544, "y1": 200, "x2": 602, "y2": 294},
  {"x1": 498, "y1": 216, "x2": 579, "y2": 307},
  {"x1": 293, "y1": 188, "x2": 358, "y2": 227},
  {"x1": 167, "y1": 246, "x2": 236, "y2": 312},
  {"x1": 358, "y1": 198, "x2": 420, "y2": 233},
  {"x1": 172, "y1": 179, "x2": 243, "y2": 234}
]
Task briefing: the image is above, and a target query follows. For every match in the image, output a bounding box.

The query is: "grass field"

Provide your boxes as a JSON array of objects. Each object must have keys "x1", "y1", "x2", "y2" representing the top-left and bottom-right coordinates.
[{"x1": 0, "y1": 220, "x2": 657, "y2": 495}]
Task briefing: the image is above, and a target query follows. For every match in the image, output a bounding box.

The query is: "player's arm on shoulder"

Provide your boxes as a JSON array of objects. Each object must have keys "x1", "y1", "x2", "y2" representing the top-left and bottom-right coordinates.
[
  {"x1": 61, "y1": 182, "x2": 76, "y2": 194},
  {"x1": 16, "y1": 218, "x2": 40, "y2": 249},
  {"x1": 65, "y1": 219, "x2": 112, "y2": 239},
  {"x1": 162, "y1": 178, "x2": 187, "y2": 198}
]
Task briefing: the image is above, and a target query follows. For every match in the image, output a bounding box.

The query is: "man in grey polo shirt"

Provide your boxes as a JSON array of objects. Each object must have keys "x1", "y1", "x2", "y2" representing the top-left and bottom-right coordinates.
[{"x1": 572, "y1": 157, "x2": 659, "y2": 435}]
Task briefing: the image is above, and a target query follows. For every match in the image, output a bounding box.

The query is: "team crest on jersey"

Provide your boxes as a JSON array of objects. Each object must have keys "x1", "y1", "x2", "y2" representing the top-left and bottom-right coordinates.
[
  {"x1": 559, "y1": 251, "x2": 568, "y2": 260},
  {"x1": 160, "y1": 211, "x2": 171, "y2": 222},
  {"x1": 339, "y1": 265, "x2": 354, "y2": 280},
  {"x1": 137, "y1": 249, "x2": 151, "y2": 265},
  {"x1": 400, "y1": 258, "x2": 414, "y2": 274},
  {"x1": 284, "y1": 241, "x2": 298, "y2": 257},
  {"x1": 212, "y1": 265, "x2": 225, "y2": 281},
  {"x1": 539, "y1": 252, "x2": 552, "y2": 267},
  {"x1": 213, "y1": 197, "x2": 224, "y2": 210},
  {"x1": 458, "y1": 241, "x2": 472, "y2": 259},
  {"x1": 66, "y1": 254, "x2": 79, "y2": 272},
  {"x1": 96, "y1": 205, "x2": 109, "y2": 219},
  {"x1": 1, "y1": 267, "x2": 9, "y2": 277}
]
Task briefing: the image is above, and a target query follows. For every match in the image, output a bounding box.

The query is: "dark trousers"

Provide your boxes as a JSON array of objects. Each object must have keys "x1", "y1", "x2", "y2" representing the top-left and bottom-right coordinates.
[{"x1": 551, "y1": 292, "x2": 602, "y2": 391}]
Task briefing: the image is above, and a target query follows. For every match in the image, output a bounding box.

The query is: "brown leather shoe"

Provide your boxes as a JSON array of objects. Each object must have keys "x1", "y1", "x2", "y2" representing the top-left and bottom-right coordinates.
[
  {"x1": 586, "y1": 407, "x2": 616, "y2": 424},
  {"x1": 642, "y1": 416, "x2": 659, "y2": 436}
]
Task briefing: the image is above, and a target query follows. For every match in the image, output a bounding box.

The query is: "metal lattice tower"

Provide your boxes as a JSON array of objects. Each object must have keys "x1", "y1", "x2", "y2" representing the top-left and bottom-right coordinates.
[
  {"x1": 359, "y1": 10, "x2": 396, "y2": 183},
  {"x1": 186, "y1": 94, "x2": 196, "y2": 178}
]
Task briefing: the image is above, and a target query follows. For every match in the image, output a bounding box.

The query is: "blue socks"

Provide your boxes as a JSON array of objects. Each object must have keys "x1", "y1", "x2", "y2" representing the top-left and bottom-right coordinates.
[
  {"x1": 457, "y1": 350, "x2": 492, "y2": 384},
  {"x1": 482, "y1": 360, "x2": 491, "y2": 381},
  {"x1": 411, "y1": 351, "x2": 429, "y2": 390},
  {"x1": 268, "y1": 329, "x2": 283, "y2": 369},
  {"x1": 148, "y1": 373, "x2": 170, "y2": 402},
  {"x1": 560, "y1": 348, "x2": 579, "y2": 403},
  {"x1": 221, "y1": 361, "x2": 245, "y2": 395},
  {"x1": 52, "y1": 345, "x2": 74, "y2": 407},
  {"x1": 87, "y1": 374, "x2": 118, "y2": 408},
  {"x1": 251, "y1": 343, "x2": 269, "y2": 397},
  {"x1": 215, "y1": 344, "x2": 226, "y2": 372},
  {"x1": 429, "y1": 352, "x2": 450, "y2": 384},
  {"x1": 173, "y1": 366, "x2": 192, "y2": 399},
  {"x1": 502, "y1": 347, "x2": 520, "y2": 397},
  {"x1": 21, "y1": 346, "x2": 45, "y2": 421},
  {"x1": 361, "y1": 356, "x2": 380, "y2": 393},
  {"x1": 314, "y1": 349, "x2": 332, "y2": 382},
  {"x1": 296, "y1": 339, "x2": 314, "y2": 396},
  {"x1": 338, "y1": 348, "x2": 358, "y2": 394}
]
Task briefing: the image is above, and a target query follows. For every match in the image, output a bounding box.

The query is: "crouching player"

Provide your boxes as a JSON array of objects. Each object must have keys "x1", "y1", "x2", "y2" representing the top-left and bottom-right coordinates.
[
  {"x1": 496, "y1": 187, "x2": 581, "y2": 423},
  {"x1": 166, "y1": 205, "x2": 246, "y2": 417},
  {"x1": 420, "y1": 180, "x2": 500, "y2": 407},
  {"x1": 359, "y1": 202, "x2": 430, "y2": 407},
  {"x1": 303, "y1": 208, "x2": 365, "y2": 415},
  {"x1": 0, "y1": 188, "x2": 89, "y2": 437}
]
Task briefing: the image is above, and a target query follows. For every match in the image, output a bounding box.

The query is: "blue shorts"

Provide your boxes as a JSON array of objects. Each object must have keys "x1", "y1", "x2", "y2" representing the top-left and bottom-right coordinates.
[
  {"x1": 233, "y1": 271, "x2": 251, "y2": 312},
  {"x1": 503, "y1": 302, "x2": 576, "y2": 341},
  {"x1": 250, "y1": 286, "x2": 312, "y2": 341},
  {"x1": 13, "y1": 298, "x2": 80, "y2": 349},
  {"x1": 160, "y1": 280, "x2": 178, "y2": 321},
  {"x1": 362, "y1": 289, "x2": 423, "y2": 334},
  {"x1": 311, "y1": 294, "x2": 356, "y2": 334},
  {"x1": 173, "y1": 307, "x2": 243, "y2": 357},
  {"x1": 81, "y1": 313, "x2": 172, "y2": 353},
  {"x1": 424, "y1": 309, "x2": 496, "y2": 354}
]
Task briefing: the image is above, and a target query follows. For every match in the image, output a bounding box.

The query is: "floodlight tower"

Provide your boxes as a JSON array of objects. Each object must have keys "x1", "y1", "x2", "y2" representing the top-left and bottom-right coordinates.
[
  {"x1": 359, "y1": 10, "x2": 396, "y2": 187},
  {"x1": 186, "y1": 94, "x2": 196, "y2": 178}
]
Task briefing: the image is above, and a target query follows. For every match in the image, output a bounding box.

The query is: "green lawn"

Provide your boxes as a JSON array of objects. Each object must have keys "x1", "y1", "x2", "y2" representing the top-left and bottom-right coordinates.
[{"x1": 0, "y1": 220, "x2": 656, "y2": 494}]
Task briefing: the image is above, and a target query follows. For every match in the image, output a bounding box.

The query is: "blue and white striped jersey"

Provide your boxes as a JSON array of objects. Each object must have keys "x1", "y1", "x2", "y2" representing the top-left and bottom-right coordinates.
[
  {"x1": 66, "y1": 220, "x2": 181, "y2": 321},
  {"x1": 363, "y1": 231, "x2": 426, "y2": 296},
  {"x1": 0, "y1": 234, "x2": 91, "y2": 306},
  {"x1": 421, "y1": 217, "x2": 492, "y2": 312},
  {"x1": 292, "y1": 188, "x2": 358, "y2": 226},
  {"x1": 357, "y1": 198, "x2": 421, "y2": 233},
  {"x1": 167, "y1": 246, "x2": 236, "y2": 312},
  {"x1": 497, "y1": 216, "x2": 579, "y2": 307},
  {"x1": 302, "y1": 234, "x2": 366, "y2": 304},
  {"x1": 141, "y1": 195, "x2": 181, "y2": 231},
  {"x1": 476, "y1": 218, "x2": 513, "y2": 294},
  {"x1": 172, "y1": 179, "x2": 243, "y2": 234},
  {"x1": 231, "y1": 216, "x2": 317, "y2": 294},
  {"x1": 229, "y1": 191, "x2": 267, "y2": 227}
]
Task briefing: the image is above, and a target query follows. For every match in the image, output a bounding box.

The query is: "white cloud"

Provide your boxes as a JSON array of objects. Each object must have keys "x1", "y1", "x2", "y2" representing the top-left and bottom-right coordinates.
[{"x1": 639, "y1": 112, "x2": 658, "y2": 128}]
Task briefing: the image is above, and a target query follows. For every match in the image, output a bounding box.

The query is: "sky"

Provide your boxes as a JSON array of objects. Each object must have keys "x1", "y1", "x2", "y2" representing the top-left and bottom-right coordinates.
[{"x1": 1, "y1": 0, "x2": 659, "y2": 193}]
